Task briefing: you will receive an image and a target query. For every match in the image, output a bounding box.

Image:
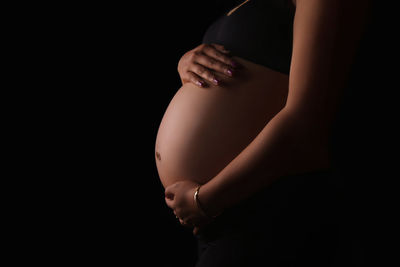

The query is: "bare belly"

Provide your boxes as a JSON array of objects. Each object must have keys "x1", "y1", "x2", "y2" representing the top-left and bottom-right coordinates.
[{"x1": 155, "y1": 57, "x2": 289, "y2": 188}]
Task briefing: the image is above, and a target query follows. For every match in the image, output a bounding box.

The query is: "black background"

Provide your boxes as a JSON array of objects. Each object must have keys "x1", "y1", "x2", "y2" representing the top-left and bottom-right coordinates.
[
  {"x1": 33, "y1": 1, "x2": 397, "y2": 265},
  {"x1": 56, "y1": 1, "x2": 232, "y2": 266}
]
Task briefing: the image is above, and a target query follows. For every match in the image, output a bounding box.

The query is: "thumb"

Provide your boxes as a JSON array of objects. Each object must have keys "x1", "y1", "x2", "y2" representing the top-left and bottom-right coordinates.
[
  {"x1": 164, "y1": 185, "x2": 176, "y2": 208},
  {"x1": 164, "y1": 184, "x2": 175, "y2": 200},
  {"x1": 165, "y1": 195, "x2": 174, "y2": 209}
]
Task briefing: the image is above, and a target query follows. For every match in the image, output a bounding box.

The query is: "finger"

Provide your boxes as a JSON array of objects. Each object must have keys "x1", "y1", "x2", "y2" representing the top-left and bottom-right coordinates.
[
  {"x1": 164, "y1": 183, "x2": 177, "y2": 200},
  {"x1": 195, "y1": 54, "x2": 235, "y2": 78},
  {"x1": 191, "y1": 63, "x2": 221, "y2": 86},
  {"x1": 210, "y1": 43, "x2": 230, "y2": 54},
  {"x1": 165, "y1": 191, "x2": 174, "y2": 200},
  {"x1": 184, "y1": 71, "x2": 208, "y2": 88},
  {"x1": 202, "y1": 45, "x2": 238, "y2": 69},
  {"x1": 164, "y1": 196, "x2": 174, "y2": 209}
]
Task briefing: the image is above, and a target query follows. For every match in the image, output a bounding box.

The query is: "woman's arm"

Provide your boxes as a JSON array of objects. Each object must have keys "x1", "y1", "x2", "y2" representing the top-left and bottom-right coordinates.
[{"x1": 198, "y1": 0, "x2": 371, "y2": 217}]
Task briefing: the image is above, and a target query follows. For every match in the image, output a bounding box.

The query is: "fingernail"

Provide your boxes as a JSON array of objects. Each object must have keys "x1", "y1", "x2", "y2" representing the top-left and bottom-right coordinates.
[
  {"x1": 212, "y1": 78, "x2": 219, "y2": 85},
  {"x1": 197, "y1": 81, "x2": 204, "y2": 87},
  {"x1": 226, "y1": 69, "x2": 233, "y2": 76}
]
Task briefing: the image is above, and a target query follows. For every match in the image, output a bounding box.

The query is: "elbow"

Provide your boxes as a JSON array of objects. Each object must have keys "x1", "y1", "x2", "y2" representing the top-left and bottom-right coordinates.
[
  {"x1": 278, "y1": 107, "x2": 333, "y2": 171},
  {"x1": 280, "y1": 105, "x2": 333, "y2": 148}
]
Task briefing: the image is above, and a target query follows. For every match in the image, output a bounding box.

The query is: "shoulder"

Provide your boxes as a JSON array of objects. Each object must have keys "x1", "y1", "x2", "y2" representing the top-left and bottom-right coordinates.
[
  {"x1": 293, "y1": 0, "x2": 371, "y2": 35},
  {"x1": 293, "y1": 0, "x2": 371, "y2": 10}
]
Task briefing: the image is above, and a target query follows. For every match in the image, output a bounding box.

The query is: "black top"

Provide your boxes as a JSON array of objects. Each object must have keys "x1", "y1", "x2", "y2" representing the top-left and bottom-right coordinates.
[{"x1": 202, "y1": 0, "x2": 295, "y2": 74}]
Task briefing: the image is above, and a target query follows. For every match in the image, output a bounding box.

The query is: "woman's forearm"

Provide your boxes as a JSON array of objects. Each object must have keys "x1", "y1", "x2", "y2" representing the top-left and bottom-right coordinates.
[{"x1": 199, "y1": 106, "x2": 332, "y2": 216}]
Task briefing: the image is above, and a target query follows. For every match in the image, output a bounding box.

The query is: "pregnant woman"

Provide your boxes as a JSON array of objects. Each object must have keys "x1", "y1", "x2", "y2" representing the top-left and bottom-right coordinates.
[{"x1": 156, "y1": 0, "x2": 371, "y2": 265}]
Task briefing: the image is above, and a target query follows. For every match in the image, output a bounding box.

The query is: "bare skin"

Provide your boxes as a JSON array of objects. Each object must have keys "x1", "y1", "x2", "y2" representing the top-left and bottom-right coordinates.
[
  {"x1": 177, "y1": 43, "x2": 239, "y2": 88},
  {"x1": 158, "y1": 57, "x2": 290, "y2": 232},
  {"x1": 162, "y1": 0, "x2": 371, "y2": 234},
  {"x1": 156, "y1": 56, "x2": 289, "y2": 187}
]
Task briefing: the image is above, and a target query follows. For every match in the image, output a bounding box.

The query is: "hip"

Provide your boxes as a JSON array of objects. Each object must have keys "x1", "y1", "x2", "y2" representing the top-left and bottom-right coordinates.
[{"x1": 196, "y1": 169, "x2": 349, "y2": 242}]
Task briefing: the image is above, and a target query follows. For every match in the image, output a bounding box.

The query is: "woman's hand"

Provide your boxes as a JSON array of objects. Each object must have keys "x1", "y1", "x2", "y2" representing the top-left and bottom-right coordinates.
[
  {"x1": 165, "y1": 180, "x2": 213, "y2": 235},
  {"x1": 177, "y1": 43, "x2": 239, "y2": 88}
]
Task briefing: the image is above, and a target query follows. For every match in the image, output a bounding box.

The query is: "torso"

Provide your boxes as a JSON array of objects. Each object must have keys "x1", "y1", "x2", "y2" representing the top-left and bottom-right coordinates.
[
  {"x1": 155, "y1": 57, "x2": 289, "y2": 188},
  {"x1": 155, "y1": 0, "x2": 299, "y2": 188}
]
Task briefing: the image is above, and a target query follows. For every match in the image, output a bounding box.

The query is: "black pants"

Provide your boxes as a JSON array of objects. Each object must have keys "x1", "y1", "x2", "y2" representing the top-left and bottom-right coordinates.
[{"x1": 195, "y1": 171, "x2": 364, "y2": 267}]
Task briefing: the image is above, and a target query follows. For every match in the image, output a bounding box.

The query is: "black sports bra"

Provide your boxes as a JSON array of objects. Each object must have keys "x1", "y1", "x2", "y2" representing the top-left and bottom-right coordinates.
[{"x1": 202, "y1": 0, "x2": 295, "y2": 74}]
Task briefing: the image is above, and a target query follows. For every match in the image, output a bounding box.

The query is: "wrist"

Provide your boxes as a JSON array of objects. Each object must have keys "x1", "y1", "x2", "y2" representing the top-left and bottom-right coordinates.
[
  {"x1": 196, "y1": 182, "x2": 224, "y2": 218},
  {"x1": 193, "y1": 186, "x2": 212, "y2": 218}
]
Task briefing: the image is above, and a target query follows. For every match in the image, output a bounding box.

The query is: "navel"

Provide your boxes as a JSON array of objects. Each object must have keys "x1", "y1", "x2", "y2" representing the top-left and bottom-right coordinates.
[{"x1": 156, "y1": 151, "x2": 161, "y2": 161}]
